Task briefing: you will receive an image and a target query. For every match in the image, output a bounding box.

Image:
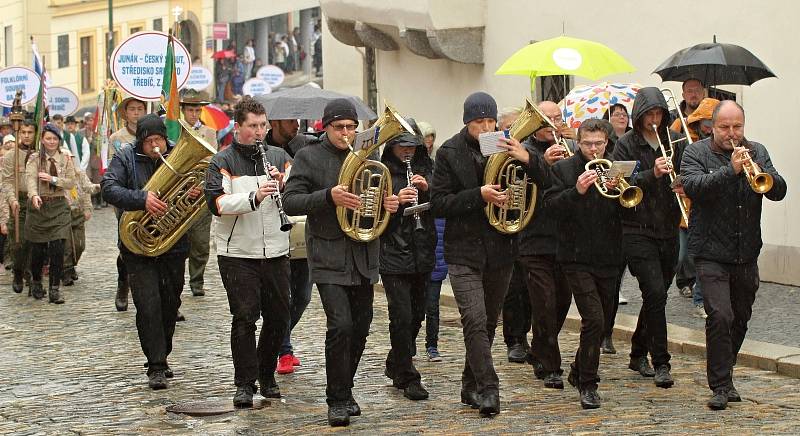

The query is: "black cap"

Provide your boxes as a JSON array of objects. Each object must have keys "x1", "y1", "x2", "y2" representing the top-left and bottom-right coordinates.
[
  {"x1": 65, "y1": 115, "x2": 77, "y2": 123},
  {"x1": 463, "y1": 91, "x2": 497, "y2": 124},
  {"x1": 136, "y1": 113, "x2": 167, "y2": 144},
  {"x1": 322, "y1": 98, "x2": 358, "y2": 127}
]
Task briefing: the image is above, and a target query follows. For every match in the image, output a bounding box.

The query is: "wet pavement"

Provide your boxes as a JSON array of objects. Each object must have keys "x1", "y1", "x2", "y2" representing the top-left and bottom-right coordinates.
[{"x1": 1, "y1": 208, "x2": 799, "y2": 434}]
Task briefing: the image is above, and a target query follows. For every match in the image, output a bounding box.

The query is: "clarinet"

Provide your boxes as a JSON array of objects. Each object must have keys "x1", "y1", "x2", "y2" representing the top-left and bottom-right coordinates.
[
  {"x1": 256, "y1": 140, "x2": 293, "y2": 232},
  {"x1": 404, "y1": 157, "x2": 425, "y2": 231}
]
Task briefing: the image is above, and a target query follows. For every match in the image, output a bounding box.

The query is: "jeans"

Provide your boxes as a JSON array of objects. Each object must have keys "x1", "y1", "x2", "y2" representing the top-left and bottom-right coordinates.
[
  {"x1": 626, "y1": 234, "x2": 677, "y2": 368},
  {"x1": 449, "y1": 263, "x2": 513, "y2": 395},
  {"x1": 696, "y1": 260, "x2": 759, "y2": 391},
  {"x1": 31, "y1": 239, "x2": 65, "y2": 287},
  {"x1": 693, "y1": 279, "x2": 704, "y2": 306},
  {"x1": 676, "y1": 228, "x2": 696, "y2": 289},
  {"x1": 317, "y1": 282, "x2": 374, "y2": 405},
  {"x1": 124, "y1": 253, "x2": 186, "y2": 373},
  {"x1": 502, "y1": 261, "x2": 531, "y2": 346},
  {"x1": 279, "y1": 259, "x2": 313, "y2": 356},
  {"x1": 383, "y1": 273, "x2": 428, "y2": 387},
  {"x1": 218, "y1": 255, "x2": 290, "y2": 386},
  {"x1": 425, "y1": 280, "x2": 443, "y2": 349}
]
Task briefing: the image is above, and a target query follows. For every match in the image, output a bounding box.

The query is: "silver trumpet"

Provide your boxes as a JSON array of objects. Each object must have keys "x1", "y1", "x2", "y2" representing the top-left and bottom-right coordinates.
[
  {"x1": 256, "y1": 140, "x2": 293, "y2": 232},
  {"x1": 402, "y1": 156, "x2": 429, "y2": 231}
]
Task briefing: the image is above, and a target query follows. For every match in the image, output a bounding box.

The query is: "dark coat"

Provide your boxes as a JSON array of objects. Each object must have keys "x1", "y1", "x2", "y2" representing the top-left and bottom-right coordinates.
[
  {"x1": 378, "y1": 143, "x2": 436, "y2": 275},
  {"x1": 282, "y1": 134, "x2": 380, "y2": 286},
  {"x1": 543, "y1": 152, "x2": 623, "y2": 274},
  {"x1": 518, "y1": 136, "x2": 557, "y2": 256},
  {"x1": 681, "y1": 137, "x2": 787, "y2": 264},
  {"x1": 100, "y1": 142, "x2": 189, "y2": 256},
  {"x1": 612, "y1": 87, "x2": 685, "y2": 239},
  {"x1": 430, "y1": 218, "x2": 448, "y2": 281},
  {"x1": 265, "y1": 130, "x2": 321, "y2": 158}
]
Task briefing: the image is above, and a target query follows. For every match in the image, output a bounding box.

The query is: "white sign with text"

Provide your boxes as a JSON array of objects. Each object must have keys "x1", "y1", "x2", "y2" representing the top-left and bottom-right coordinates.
[
  {"x1": 242, "y1": 78, "x2": 272, "y2": 96},
  {"x1": 185, "y1": 66, "x2": 212, "y2": 91},
  {"x1": 110, "y1": 31, "x2": 192, "y2": 101},
  {"x1": 0, "y1": 66, "x2": 41, "y2": 107},
  {"x1": 46, "y1": 87, "x2": 79, "y2": 116},
  {"x1": 256, "y1": 65, "x2": 285, "y2": 88}
]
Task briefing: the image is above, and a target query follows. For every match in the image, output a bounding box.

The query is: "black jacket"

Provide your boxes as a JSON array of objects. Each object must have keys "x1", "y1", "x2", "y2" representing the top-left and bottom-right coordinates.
[
  {"x1": 101, "y1": 141, "x2": 189, "y2": 256},
  {"x1": 612, "y1": 87, "x2": 685, "y2": 239},
  {"x1": 518, "y1": 136, "x2": 557, "y2": 256},
  {"x1": 544, "y1": 152, "x2": 623, "y2": 273},
  {"x1": 681, "y1": 137, "x2": 787, "y2": 264},
  {"x1": 378, "y1": 143, "x2": 436, "y2": 274},
  {"x1": 265, "y1": 130, "x2": 321, "y2": 158},
  {"x1": 282, "y1": 134, "x2": 380, "y2": 286}
]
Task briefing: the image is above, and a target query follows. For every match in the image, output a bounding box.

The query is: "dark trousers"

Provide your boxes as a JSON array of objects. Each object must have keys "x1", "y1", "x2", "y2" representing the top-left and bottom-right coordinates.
[
  {"x1": 383, "y1": 273, "x2": 428, "y2": 387},
  {"x1": 218, "y1": 255, "x2": 290, "y2": 387},
  {"x1": 520, "y1": 254, "x2": 572, "y2": 373},
  {"x1": 696, "y1": 260, "x2": 759, "y2": 391},
  {"x1": 124, "y1": 252, "x2": 186, "y2": 373},
  {"x1": 626, "y1": 234, "x2": 678, "y2": 368},
  {"x1": 449, "y1": 263, "x2": 514, "y2": 395},
  {"x1": 117, "y1": 253, "x2": 128, "y2": 289},
  {"x1": 317, "y1": 282, "x2": 374, "y2": 405},
  {"x1": 31, "y1": 239, "x2": 65, "y2": 287},
  {"x1": 279, "y1": 259, "x2": 313, "y2": 356},
  {"x1": 564, "y1": 268, "x2": 618, "y2": 390},
  {"x1": 425, "y1": 280, "x2": 443, "y2": 349},
  {"x1": 605, "y1": 264, "x2": 627, "y2": 338},
  {"x1": 676, "y1": 228, "x2": 696, "y2": 289},
  {"x1": 502, "y1": 261, "x2": 531, "y2": 346}
]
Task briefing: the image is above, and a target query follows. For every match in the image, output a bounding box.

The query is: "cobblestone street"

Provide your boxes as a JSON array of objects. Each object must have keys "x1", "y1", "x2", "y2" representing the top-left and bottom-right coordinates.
[{"x1": 1, "y1": 208, "x2": 800, "y2": 434}]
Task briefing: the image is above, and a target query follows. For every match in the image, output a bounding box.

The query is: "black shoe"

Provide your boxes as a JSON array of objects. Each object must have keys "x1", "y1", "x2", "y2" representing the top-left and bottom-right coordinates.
[
  {"x1": 31, "y1": 282, "x2": 46, "y2": 300},
  {"x1": 727, "y1": 384, "x2": 741, "y2": 402},
  {"x1": 628, "y1": 356, "x2": 655, "y2": 377},
  {"x1": 601, "y1": 336, "x2": 616, "y2": 354},
  {"x1": 70, "y1": 269, "x2": 79, "y2": 281},
  {"x1": 580, "y1": 388, "x2": 601, "y2": 409},
  {"x1": 233, "y1": 384, "x2": 256, "y2": 408},
  {"x1": 544, "y1": 372, "x2": 564, "y2": 389},
  {"x1": 347, "y1": 396, "x2": 361, "y2": 416},
  {"x1": 478, "y1": 391, "x2": 500, "y2": 416},
  {"x1": 327, "y1": 404, "x2": 350, "y2": 427},
  {"x1": 48, "y1": 287, "x2": 65, "y2": 304},
  {"x1": 148, "y1": 371, "x2": 168, "y2": 390},
  {"x1": 567, "y1": 367, "x2": 578, "y2": 388},
  {"x1": 165, "y1": 366, "x2": 174, "y2": 378},
  {"x1": 259, "y1": 377, "x2": 281, "y2": 398},
  {"x1": 61, "y1": 276, "x2": 74, "y2": 287},
  {"x1": 191, "y1": 287, "x2": 205, "y2": 297},
  {"x1": 12, "y1": 270, "x2": 23, "y2": 293},
  {"x1": 707, "y1": 389, "x2": 728, "y2": 410},
  {"x1": 176, "y1": 310, "x2": 186, "y2": 322},
  {"x1": 460, "y1": 389, "x2": 481, "y2": 409},
  {"x1": 403, "y1": 381, "x2": 429, "y2": 401},
  {"x1": 654, "y1": 365, "x2": 674, "y2": 388},
  {"x1": 115, "y1": 283, "x2": 129, "y2": 312},
  {"x1": 530, "y1": 358, "x2": 546, "y2": 379},
  {"x1": 507, "y1": 343, "x2": 527, "y2": 363}
]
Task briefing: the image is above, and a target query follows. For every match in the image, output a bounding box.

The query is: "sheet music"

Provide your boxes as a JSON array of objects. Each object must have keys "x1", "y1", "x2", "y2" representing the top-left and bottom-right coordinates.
[
  {"x1": 607, "y1": 160, "x2": 639, "y2": 178},
  {"x1": 352, "y1": 126, "x2": 378, "y2": 152},
  {"x1": 478, "y1": 130, "x2": 509, "y2": 157}
]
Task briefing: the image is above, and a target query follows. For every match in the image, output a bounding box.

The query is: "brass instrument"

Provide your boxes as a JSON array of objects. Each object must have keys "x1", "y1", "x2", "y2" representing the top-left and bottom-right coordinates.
[
  {"x1": 732, "y1": 139, "x2": 773, "y2": 193},
  {"x1": 119, "y1": 119, "x2": 216, "y2": 256},
  {"x1": 652, "y1": 124, "x2": 690, "y2": 225},
  {"x1": 484, "y1": 98, "x2": 542, "y2": 234},
  {"x1": 585, "y1": 153, "x2": 643, "y2": 208},
  {"x1": 336, "y1": 104, "x2": 413, "y2": 242},
  {"x1": 402, "y1": 156, "x2": 428, "y2": 231},
  {"x1": 662, "y1": 88, "x2": 694, "y2": 145},
  {"x1": 256, "y1": 140, "x2": 293, "y2": 232}
]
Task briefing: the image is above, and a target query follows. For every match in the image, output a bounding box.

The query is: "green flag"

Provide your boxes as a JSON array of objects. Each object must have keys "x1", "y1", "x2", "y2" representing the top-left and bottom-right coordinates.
[{"x1": 161, "y1": 34, "x2": 180, "y2": 142}]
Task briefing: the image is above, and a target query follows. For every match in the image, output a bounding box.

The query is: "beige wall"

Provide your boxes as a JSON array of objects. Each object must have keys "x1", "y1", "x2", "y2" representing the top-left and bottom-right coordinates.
[
  {"x1": 321, "y1": 0, "x2": 799, "y2": 284},
  {"x1": 217, "y1": 0, "x2": 319, "y2": 23}
]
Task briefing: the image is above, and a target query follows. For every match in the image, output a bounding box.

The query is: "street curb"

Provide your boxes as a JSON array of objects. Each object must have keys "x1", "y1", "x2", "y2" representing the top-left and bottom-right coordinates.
[{"x1": 374, "y1": 283, "x2": 800, "y2": 379}]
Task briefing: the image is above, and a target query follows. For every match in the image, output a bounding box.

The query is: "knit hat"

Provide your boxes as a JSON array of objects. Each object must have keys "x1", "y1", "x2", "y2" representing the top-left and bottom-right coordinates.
[
  {"x1": 322, "y1": 98, "x2": 358, "y2": 127},
  {"x1": 135, "y1": 113, "x2": 167, "y2": 144},
  {"x1": 462, "y1": 92, "x2": 497, "y2": 124}
]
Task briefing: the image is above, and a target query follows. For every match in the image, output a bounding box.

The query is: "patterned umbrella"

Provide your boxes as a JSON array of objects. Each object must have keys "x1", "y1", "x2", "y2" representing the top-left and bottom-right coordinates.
[
  {"x1": 562, "y1": 82, "x2": 641, "y2": 128},
  {"x1": 200, "y1": 104, "x2": 230, "y2": 130}
]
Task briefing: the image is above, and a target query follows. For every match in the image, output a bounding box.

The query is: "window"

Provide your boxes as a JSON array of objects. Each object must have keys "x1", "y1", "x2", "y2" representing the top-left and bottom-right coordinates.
[
  {"x1": 57, "y1": 34, "x2": 69, "y2": 68},
  {"x1": 130, "y1": 26, "x2": 142, "y2": 35},
  {"x1": 708, "y1": 87, "x2": 737, "y2": 102},
  {"x1": 80, "y1": 35, "x2": 93, "y2": 93},
  {"x1": 4, "y1": 26, "x2": 12, "y2": 66},
  {"x1": 153, "y1": 18, "x2": 163, "y2": 32},
  {"x1": 537, "y1": 75, "x2": 572, "y2": 105}
]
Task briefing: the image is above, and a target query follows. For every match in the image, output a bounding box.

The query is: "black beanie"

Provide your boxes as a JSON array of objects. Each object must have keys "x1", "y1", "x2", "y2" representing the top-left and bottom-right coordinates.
[
  {"x1": 136, "y1": 113, "x2": 167, "y2": 144},
  {"x1": 322, "y1": 98, "x2": 358, "y2": 127},
  {"x1": 462, "y1": 91, "x2": 497, "y2": 124}
]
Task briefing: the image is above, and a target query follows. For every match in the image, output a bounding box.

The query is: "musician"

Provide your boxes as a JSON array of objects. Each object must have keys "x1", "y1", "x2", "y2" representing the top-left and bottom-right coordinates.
[
  {"x1": 180, "y1": 90, "x2": 216, "y2": 297},
  {"x1": 204, "y1": 96, "x2": 292, "y2": 408},
  {"x1": 379, "y1": 120, "x2": 436, "y2": 401},
  {"x1": 612, "y1": 87, "x2": 684, "y2": 388},
  {"x1": 681, "y1": 100, "x2": 786, "y2": 410},
  {"x1": 1, "y1": 119, "x2": 37, "y2": 294},
  {"x1": 282, "y1": 98, "x2": 399, "y2": 427},
  {"x1": 102, "y1": 114, "x2": 194, "y2": 390},
  {"x1": 61, "y1": 155, "x2": 98, "y2": 286},
  {"x1": 24, "y1": 124, "x2": 77, "y2": 303},
  {"x1": 543, "y1": 118, "x2": 624, "y2": 409}
]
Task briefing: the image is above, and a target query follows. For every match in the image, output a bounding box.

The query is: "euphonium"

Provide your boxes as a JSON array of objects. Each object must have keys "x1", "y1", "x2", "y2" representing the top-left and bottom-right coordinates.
[
  {"x1": 336, "y1": 104, "x2": 413, "y2": 242},
  {"x1": 119, "y1": 119, "x2": 216, "y2": 256},
  {"x1": 585, "y1": 153, "x2": 643, "y2": 208},
  {"x1": 484, "y1": 98, "x2": 543, "y2": 234},
  {"x1": 652, "y1": 124, "x2": 690, "y2": 225},
  {"x1": 732, "y1": 139, "x2": 773, "y2": 193}
]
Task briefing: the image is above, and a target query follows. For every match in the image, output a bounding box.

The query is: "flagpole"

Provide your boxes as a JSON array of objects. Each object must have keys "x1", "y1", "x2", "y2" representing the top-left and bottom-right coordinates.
[{"x1": 107, "y1": 0, "x2": 114, "y2": 80}]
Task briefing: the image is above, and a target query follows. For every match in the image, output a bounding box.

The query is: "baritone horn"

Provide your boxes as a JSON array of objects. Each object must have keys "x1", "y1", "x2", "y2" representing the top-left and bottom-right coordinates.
[
  {"x1": 483, "y1": 98, "x2": 543, "y2": 234},
  {"x1": 585, "y1": 153, "x2": 643, "y2": 208},
  {"x1": 336, "y1": 103, "x2": 414, "y2": 242},
  {"x1": 732, "y1": 139, "x2": 773, "y2": 193}
]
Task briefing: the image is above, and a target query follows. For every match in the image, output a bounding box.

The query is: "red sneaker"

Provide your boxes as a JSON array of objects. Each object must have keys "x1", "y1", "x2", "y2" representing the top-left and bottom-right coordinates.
[
  {"x1": 276, "y1": 354, "x2": 295, "y2": 375},
  {"x1": 291, "y1": 355, "x2": 300, "y2": 366}
]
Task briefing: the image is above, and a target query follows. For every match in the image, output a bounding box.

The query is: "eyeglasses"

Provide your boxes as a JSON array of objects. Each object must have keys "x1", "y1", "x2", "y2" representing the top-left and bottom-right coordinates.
[
  {"x1": 611, "y1": 112, "x2": 628, "y2": 118},
  {"x1": 579, "y1": 140, "x2": 606, "y2": 148},
  {"x1": 330, "y1": 123, "x2": 359, "y2": 132},
  {"x1": 143, "y1": 136, "x2": 166, "y2": 146}
]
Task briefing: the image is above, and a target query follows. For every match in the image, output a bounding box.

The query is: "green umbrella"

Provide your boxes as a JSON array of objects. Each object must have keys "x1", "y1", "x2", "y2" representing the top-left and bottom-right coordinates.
[{"x1": 496, "y1": 36, "x2": 636, "y2": 80}]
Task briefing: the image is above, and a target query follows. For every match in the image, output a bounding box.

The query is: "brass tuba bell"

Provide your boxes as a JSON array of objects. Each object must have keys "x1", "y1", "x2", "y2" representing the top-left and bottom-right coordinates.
[{"x1": 119, "y1": 119, "x2": 217, "y2": 256}]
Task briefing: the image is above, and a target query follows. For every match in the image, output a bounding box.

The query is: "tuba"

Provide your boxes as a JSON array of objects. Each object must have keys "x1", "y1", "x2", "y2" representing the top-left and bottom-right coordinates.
[
  {"x1": 732, "y1": 139, "x2": 773, "y2": 193},
  {"x1": 483, "y1": 98, "x2": 544, "y2": 234},
  {"x1": 585, "y1": 154, "x2": 643, "y2": 208},
  {"x1": 119, "y1": 119, "x2": 216, "y2": 256},
  {"x1": 336, "y1": 104, "x2": 414, "y2": 242}
]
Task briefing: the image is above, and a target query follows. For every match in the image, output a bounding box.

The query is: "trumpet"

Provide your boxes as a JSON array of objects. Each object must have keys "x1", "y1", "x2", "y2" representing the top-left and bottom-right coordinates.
[
  {"x1": 732, "y1": 139, "x2": 773, "y2": 193},
  {"x1": 585, "y1": 153, "x2": 643, "y2": 208},
  {"x1": 652, "y1": 124, "x2": 690, "y2": 225},
  {"x1": 256, "y1": 140, "x2": 293, "y2": 232},
  {"x1": 402, "y1": 156, "x2": 429, "y2": 231},
  {"x1": 553, "y1": 127, "x2": 574, "y2": 157}
]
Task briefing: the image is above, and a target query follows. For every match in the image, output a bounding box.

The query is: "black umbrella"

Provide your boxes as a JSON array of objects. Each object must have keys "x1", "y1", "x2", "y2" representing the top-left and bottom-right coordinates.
[
  {"x1": 254, "y1": 85, "x2": 377, "y2": 121},
  {"x1": 653, "y1": 39, "x2": 776, "y2": 86}
]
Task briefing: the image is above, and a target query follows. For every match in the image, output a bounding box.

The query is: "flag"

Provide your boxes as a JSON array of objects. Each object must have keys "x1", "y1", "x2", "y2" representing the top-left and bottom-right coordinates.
[
  {"x1": 161, "y1": 34, "x2": 180, "y2": 142},
  {"x1": 31, "y1": 37, "x2": 48, "y2": 135}
]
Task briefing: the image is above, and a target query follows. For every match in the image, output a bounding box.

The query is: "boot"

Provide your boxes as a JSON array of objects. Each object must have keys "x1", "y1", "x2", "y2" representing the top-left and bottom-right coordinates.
[
  {"x1": 31, "y1": 282, "x2": 46, "y2": 300},
  {"x1": 12, "y1": 269, "x2": 23, "y2": 293},
  {"x1": 62, "y1": 268, "x2": 76, "y2": 286},
  {"x1": 49, "y1": 286, "x2": 65, "y2": 304},
  {"x1": 115, "y1": 281, "x2": 129, "y2": 312}
]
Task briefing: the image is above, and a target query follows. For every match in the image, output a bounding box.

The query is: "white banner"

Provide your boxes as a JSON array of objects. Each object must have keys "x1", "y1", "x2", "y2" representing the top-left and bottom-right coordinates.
[
  {"x1": 256, "y1": 65, "x2": 285, "y2": 88},
  {"x1": 110, "y1": 31, "x2": 192, "y2": 101},
  {"x1": 47, "y1": 87, "x2": 79, "y2": 116},
  {"x1": 242, "y1": 78, "x2": 272, "y2": 96},
  {"x1": 184, "y1": 66, "x2": 212, "y2": 91},
  {"x1": 0, "y1": 66, "x2": 41, "y2": 107}
]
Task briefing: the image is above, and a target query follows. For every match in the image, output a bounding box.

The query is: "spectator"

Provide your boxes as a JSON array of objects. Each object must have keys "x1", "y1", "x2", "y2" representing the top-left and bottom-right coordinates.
[{"x1": 242, "y1": 39, "x2": 255, "y2": 79}]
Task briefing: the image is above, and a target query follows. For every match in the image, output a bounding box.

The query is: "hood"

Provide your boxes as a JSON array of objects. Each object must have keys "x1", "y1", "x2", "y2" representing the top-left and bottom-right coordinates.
[
  {"x1": 686, "y1": 97, "x2": 720, "y2": 125},
  {"x1": 380, "y1": 133, "x2": 432, "y2": 174},
  {"x1": 630, "y1": 87, "x2": 669, "y2": 131}
]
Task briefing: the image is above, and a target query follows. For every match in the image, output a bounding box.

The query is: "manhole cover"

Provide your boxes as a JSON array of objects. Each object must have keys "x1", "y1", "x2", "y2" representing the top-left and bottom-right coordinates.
[{"x1": 166, "y1": 398, "x2": 270, "y2": 416}]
